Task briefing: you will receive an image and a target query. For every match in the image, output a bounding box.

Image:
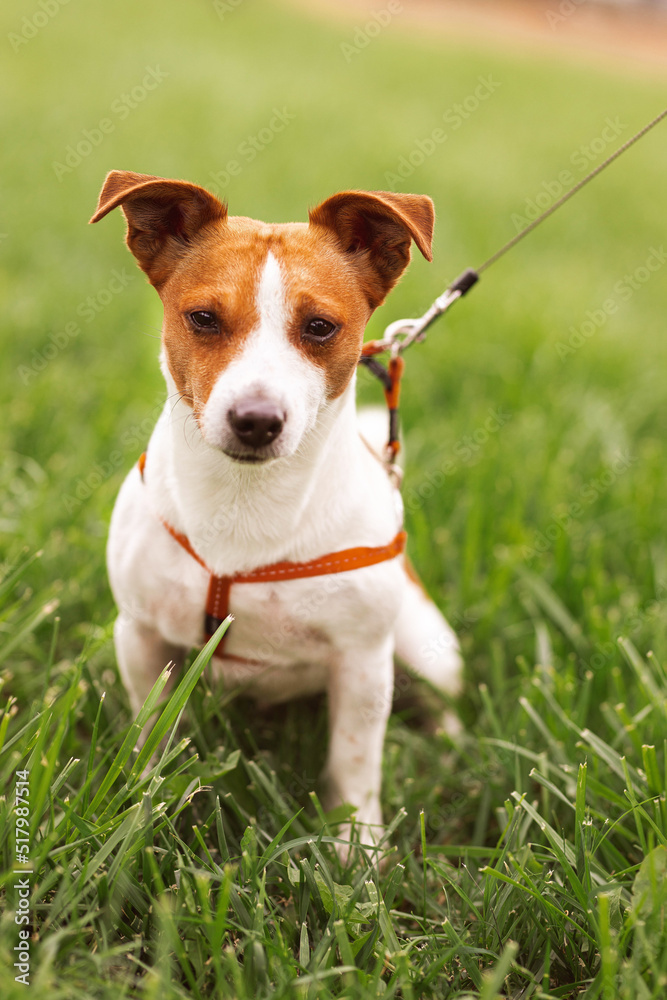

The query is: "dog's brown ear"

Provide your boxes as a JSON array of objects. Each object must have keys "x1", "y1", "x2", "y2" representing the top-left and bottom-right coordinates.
[
  {"x1": 90, "y1": 170, "x2": 227, "y2": 286},
  {"x1": 309, "y1": 190, "x2": 434, "y2": 308}
]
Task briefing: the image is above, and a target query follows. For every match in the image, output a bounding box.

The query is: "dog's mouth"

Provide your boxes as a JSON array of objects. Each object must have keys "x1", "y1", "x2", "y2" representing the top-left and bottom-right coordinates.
[{"x1": 221, "y1": 449, "x2": 276, "y2": 465}]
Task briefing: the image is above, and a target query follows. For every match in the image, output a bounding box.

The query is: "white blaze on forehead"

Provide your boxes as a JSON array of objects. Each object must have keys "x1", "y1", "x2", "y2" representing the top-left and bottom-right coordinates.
[
  {"x1": 256, "y1": 250, "x2": 287, "y2": 334},
  {"x1": 200, "y1": 247, "x2": 327, "y2": 455}
]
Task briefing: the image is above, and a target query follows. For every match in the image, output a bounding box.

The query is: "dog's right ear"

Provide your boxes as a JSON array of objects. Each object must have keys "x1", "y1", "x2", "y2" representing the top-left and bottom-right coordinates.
[{"x1": 90, "y1": 170, "x2": 227, "y2": 286}]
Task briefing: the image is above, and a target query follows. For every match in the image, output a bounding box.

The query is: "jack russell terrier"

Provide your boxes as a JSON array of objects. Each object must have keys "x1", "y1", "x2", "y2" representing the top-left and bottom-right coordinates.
[{"x1": 91, "y1": 171, "x2": 462, "y2": 852}]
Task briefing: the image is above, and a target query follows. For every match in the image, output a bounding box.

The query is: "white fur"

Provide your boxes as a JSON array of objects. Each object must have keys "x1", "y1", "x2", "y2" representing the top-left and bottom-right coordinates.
[{"x1": 108, "y1": 251, "x2": 462, "y2": 853}]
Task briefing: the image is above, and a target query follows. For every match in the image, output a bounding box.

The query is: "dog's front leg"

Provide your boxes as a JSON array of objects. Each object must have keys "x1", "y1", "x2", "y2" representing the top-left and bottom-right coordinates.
[
  {"x1": 323, "y1": 636, "x2": 394, "y2": 859},
  {"x1": 114, "y1": 612, "x2": 186, "y2": 745}
]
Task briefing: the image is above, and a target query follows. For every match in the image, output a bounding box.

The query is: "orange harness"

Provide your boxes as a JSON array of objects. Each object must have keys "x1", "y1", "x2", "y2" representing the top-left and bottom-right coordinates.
[{"x1": 138, "y1": 453, "x2": 406, "y2": 659}]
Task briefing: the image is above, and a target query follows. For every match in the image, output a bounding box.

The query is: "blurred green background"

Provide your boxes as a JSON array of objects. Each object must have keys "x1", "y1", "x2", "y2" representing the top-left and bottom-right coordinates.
[{"x1": 2, "y1": 1, "x2": 667, "y2": 995}]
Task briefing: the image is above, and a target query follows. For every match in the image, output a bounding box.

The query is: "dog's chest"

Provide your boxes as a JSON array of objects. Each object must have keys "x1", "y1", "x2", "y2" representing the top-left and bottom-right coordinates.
[
  {"x1": 225, "y1": 581, "x2": 334, "y2": 664},
  {"x1": 153, "y1": 537, "x2": 402, "y2": 698},
  {"x1": 204, "y1": 580, "x2": 337, "y2": 700}
]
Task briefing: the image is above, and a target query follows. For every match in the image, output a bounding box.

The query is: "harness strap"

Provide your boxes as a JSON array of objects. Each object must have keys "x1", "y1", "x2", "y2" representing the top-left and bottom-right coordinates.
[
  {"x1": 138, "y1": 453, "x2": 407, "y2": 659},
  {"x1": 359, "y1": 344, "x2": 405, "y2": 463}
]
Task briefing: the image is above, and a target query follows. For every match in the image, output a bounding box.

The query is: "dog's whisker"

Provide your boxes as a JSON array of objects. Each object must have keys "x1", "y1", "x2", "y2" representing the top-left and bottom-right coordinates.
[
  {"x1": 182, "y1": 413, "x2": 201, "y2": 452},
  {"x1": 168, "y1": 392, "x2": 189, "y2": 417}
]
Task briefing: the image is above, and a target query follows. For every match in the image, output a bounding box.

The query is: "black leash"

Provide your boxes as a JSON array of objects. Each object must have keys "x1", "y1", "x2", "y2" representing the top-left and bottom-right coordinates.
[
  {"x1": 360, "y1": 107, "x2": 666, "y2": 463},
  {"x1": 476, "y1": 106, "x2": 667, "y2": 276}
]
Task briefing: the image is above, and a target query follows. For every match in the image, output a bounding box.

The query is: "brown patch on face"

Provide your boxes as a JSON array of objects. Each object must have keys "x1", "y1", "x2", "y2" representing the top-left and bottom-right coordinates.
[
  {"x1": 158, "y1": 218, "x2": 271, "y2": 416},
  {"x1": 269, "y1": 225, "x2": 371, "y2": 401}
]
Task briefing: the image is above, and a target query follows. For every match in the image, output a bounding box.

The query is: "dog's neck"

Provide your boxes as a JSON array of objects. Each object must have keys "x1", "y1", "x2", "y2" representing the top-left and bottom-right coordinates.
[{"x1": 150, "y1": 373, "x2": 364, "y2": 573}]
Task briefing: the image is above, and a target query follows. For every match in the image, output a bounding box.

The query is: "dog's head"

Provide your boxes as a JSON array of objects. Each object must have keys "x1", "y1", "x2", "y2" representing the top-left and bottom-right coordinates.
[{"x1": 91, "y1": 171, "x2": 434, "y2": 464}]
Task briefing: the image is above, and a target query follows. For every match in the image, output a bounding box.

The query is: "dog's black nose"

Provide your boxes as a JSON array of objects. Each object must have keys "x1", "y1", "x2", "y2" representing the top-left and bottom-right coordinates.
[{"x1": 228, "y1": 399, "x2": 285, "y2": 449}]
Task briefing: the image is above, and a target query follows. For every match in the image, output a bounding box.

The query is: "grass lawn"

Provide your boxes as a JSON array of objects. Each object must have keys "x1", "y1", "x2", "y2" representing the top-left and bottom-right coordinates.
[{"x1": 1, "y1": 0, "x2": 667, "y2": 996}]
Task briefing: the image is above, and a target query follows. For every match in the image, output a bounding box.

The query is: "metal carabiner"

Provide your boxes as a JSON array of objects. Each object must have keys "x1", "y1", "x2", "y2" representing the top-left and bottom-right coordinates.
[{"x1": 381, "y1": 268, "x2": 479, "y2": 357}]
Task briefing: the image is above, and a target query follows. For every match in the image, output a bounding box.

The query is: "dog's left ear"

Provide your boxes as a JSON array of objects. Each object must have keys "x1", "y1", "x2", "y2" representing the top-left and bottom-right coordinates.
[
  {"x1": 90, "y1": 170, "x2": 227, "y2": 287},
  {"x1": 309, "y1": 190, "x2": 434, "y2": 308}
]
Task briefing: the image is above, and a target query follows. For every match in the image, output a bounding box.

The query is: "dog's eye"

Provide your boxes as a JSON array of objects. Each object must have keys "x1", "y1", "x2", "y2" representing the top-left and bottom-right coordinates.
[
  {"x1": 189, "y1": 310, "x2": 218, "y2": 332},
  {"x1": 304, "y1": 317, "x2": 337, "y2": 342}
]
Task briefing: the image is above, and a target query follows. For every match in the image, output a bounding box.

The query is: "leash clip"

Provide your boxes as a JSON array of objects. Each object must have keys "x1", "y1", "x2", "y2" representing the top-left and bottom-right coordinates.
[
  {"x1": 386, "y1": 462, "x2": 403, "y2": 488},
  {"x1": 382, "y1": 267, "x2": 479, "y2": 356},
  {"x1": 358, "y1": 267, "x2": 479, "y2": 483}
]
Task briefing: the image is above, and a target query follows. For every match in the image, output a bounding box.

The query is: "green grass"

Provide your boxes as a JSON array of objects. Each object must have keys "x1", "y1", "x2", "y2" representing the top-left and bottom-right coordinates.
[{"x1": 1, "y1": 0, "x2": 667, "y2": 995}]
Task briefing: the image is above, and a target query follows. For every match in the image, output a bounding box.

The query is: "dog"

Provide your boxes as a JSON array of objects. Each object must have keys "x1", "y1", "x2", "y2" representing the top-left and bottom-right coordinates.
[{"x1": 91, "y1": 171, "x2": 462, "y2": 852}]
